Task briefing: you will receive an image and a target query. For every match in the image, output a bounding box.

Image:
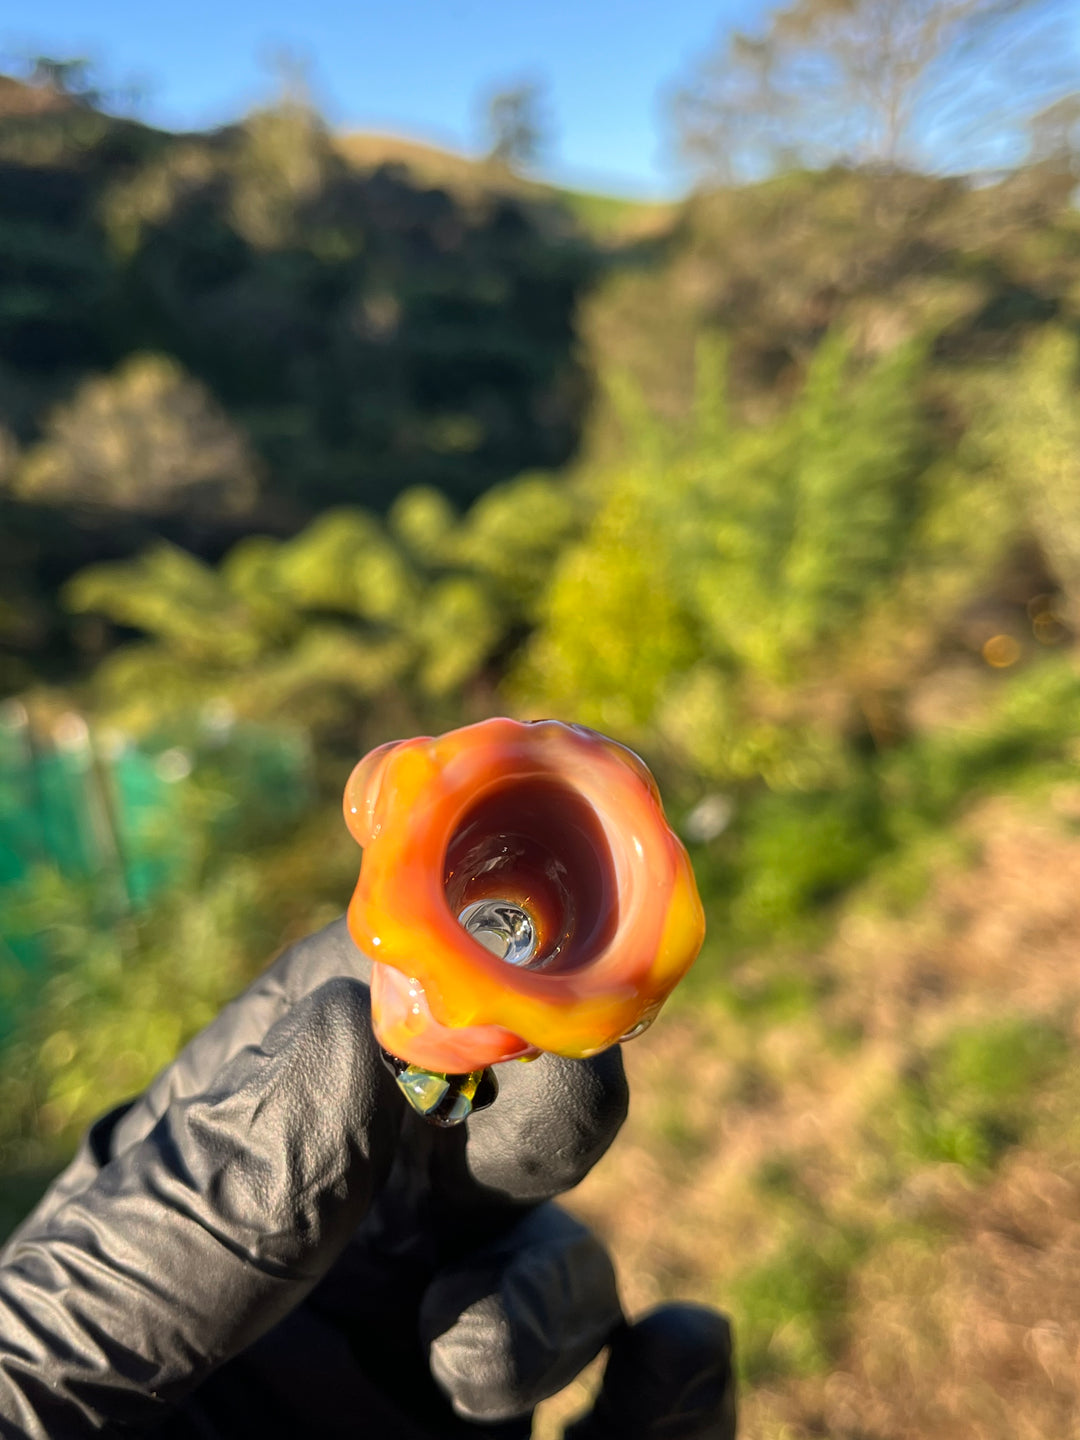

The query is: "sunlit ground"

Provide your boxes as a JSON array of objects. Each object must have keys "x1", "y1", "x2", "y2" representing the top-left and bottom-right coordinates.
[{"x1": 536, "y1": 794, "x2": 1080, "y2": 1438}]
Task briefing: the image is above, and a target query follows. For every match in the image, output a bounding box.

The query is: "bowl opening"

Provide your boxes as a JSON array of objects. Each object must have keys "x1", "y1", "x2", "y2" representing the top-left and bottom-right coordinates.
[{"x1": 443, "y1": 776, "x2": 618, "y2": 974}]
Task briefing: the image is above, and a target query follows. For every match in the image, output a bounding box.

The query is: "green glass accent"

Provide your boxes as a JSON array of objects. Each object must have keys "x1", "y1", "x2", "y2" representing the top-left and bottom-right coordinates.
[
  {"x1": 390, "y1": 1063, "x2": 484, "y2": 1124},
  {"x1": 395, "y1": 1068, "x2": 450, "y2": 1115}
]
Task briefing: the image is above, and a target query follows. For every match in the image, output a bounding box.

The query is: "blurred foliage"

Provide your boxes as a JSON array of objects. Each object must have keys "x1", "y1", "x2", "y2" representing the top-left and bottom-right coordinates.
[
  {"x1": 5, "y1": 60, "x2": 1080, "y2": 1436},
  {"x1": 972, "y1": 326, "x2": 1080, "y2": 619},
  {"x1": 0, "y1": 72, "x2": 597, "y2": 682},
  {"x1": 62, "y1": 471, "x2": 579, "y2": 742},
  {"x1": 578, "y1": 165, "x2": 1080, "y2": 451},
  {"x1": 95, "y1": 97, "x2": 591, "y2": 518},
  {"x1": 0, "y1": 711, "x2": 335, "y2": 1172},
  {"x1": 0, "y1": 860, "x2": 267, "y2": 1169},
  {"x1": 731, "y1": 1227, "x2": 866, "y2": 1382},
  {"x1": 14, "y1": 352, "x2": 260, "y2": 517},
  {"x1": 887, "y1": 1016, "x2": 1069, "y2": 1171},
  {"x1": 515, "y1": 331, "x2": 1009, "y2": 787},
  {"x1": 677, "y1": 651, "x2": 1080, "y2": 966}
]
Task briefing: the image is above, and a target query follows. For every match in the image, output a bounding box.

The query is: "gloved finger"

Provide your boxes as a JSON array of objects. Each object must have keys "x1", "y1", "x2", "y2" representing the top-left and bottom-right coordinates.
[
  {"x1": 0, "y1": 976, "x2": 400, "y2": 1437},
  {"x1": 9, "y1": 917, "x2": 373, "y2": 1235},
  {"x1": 419, "y1": 1203, "x2": 621, "y2": 1424},
  {"x1": 460, "y1": 1046, "x2": 629, "y2": 1207},
  {"x1": 566, "y1": 1304, "x2": 737, "y2": 1440}
]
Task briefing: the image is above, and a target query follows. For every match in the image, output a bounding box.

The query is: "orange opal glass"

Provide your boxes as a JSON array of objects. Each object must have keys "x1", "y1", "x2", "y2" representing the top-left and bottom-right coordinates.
[{"x1": 344, "y1": 718, "x2": 705, "y2": 1072}]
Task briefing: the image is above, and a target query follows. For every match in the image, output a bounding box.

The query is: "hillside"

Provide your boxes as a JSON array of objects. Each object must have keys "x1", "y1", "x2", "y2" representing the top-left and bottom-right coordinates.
[
  {"x1": 0, "y1": 76, "x2": 621, "y2": 685},
  {"x1": 333, "y1": 129, "x2": 677, "y2": 240}
]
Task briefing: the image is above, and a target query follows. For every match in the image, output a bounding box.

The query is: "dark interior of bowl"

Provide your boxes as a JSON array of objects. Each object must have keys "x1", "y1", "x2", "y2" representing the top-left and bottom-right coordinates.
[{"x1": 443, "y1": 777, "x2": 618, "y2": 973}]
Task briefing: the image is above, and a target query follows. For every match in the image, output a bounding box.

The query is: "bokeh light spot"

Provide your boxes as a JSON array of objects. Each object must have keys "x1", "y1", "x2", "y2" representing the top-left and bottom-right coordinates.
[{"x1": 982, "y1": 634, "x2": 1021, "y2": 668}]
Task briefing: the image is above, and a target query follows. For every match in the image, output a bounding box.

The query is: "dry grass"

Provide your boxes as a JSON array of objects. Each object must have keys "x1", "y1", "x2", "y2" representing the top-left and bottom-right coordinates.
[
  {"x1": 332, "y1": 131, "x2": 676, "y2": 240},
  {"x1": 536, "y1": 797, "x2": 1080, "y2": 1437}
]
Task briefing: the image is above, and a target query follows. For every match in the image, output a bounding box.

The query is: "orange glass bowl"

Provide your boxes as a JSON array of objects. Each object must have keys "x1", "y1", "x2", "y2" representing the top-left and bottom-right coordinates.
[{"x1": 344, "y1": 718, "x2": 705, "y2": 1073}]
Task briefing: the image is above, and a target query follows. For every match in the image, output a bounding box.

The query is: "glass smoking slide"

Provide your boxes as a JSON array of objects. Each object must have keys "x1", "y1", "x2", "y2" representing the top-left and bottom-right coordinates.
[{"x1": 344, "y1": 717, "x2": 705, "y2": 1123}]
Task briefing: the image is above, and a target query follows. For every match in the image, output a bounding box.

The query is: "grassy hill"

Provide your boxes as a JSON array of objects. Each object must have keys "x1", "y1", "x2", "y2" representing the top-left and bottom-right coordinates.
[{"x1": 333, "y1": 128, "x2": 677, "y2": 240}]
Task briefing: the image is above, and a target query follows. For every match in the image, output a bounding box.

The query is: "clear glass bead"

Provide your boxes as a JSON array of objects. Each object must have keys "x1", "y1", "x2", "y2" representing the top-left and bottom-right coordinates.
[{"x1": 458, "y1": 898, "x2": 538, "y2": 967}]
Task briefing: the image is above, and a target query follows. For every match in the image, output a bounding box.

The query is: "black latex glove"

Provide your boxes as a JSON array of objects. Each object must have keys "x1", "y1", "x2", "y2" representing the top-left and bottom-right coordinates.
[{"x1": 0, "y1": 918, "x2": 736, "y2": 1438}]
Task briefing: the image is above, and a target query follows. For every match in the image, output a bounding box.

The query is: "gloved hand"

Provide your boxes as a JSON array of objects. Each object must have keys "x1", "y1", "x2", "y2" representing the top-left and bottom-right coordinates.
[{"x1": 0, "y1": 919, "x2": 736, "y2": 1438}]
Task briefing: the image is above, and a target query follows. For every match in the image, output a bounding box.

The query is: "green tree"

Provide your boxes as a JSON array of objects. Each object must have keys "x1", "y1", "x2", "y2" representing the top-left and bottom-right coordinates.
[
  {"x1": 974, "y1": 328, "x2": 1080, "y2": 625},
  {"x1": 515, "y1": 334, "x2": 1014, "y2": 787},
  {"x1": 229, "y1": 99, "x2": 335, "y2": 250}
]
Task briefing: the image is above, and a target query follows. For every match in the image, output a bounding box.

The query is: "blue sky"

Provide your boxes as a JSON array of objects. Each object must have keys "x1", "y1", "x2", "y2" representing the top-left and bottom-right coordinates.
[{"x1": 4, "y1": 0, "x2": 760, "y2": 196}]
